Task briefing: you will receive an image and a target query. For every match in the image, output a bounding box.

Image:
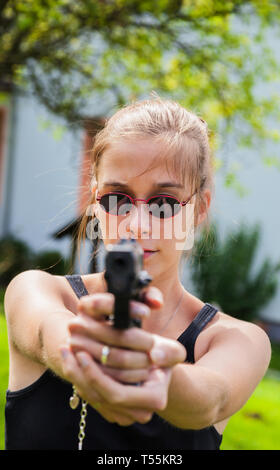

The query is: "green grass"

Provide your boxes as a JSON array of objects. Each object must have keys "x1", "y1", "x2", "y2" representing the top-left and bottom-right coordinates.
[
  {"x1": 0, "y1": 291, "x2": 280, "y2": 450},
  {"x1": 220, "y1": 373, "x2": 280, "y2": 450},
  {"x1": 0, "y1": 307, "x2": 9, "y2": 450}
]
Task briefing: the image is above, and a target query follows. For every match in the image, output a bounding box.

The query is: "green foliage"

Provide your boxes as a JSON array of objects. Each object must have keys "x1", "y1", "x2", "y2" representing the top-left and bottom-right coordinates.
[
  {"x1": 32, "y1": 250, "x2": 70, "y2": 276},
  {"x1": 0, "y1": 236, "x2": 70, "y2": 288},
  {"x1": 1, "y1": 0, "x2": 280, "y2": 168},
  {"x1": 0, "y1": 236, "x2": 34, "y2": 288},
  {"x1": 189, "y1": 222, "x2": 280, "y2": 321},
  {"x1": 269, "y1": 343, "x2": 280, "y2": 371}
]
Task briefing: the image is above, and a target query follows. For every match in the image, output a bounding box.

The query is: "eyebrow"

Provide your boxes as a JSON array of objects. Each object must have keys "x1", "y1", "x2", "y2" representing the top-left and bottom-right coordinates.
[{"x1": 102, "y1": 181, "x2": 184, "y2": 189}]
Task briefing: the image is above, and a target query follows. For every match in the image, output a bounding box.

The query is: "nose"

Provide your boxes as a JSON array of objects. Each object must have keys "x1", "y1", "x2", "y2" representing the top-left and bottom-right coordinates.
[{"x1": 126, "y1": 201, "x2": 151, "y2": 239}]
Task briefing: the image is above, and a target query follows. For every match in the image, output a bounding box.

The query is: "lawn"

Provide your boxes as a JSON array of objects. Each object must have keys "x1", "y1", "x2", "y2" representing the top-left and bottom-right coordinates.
[
  {"x1": 0, "y1": 297, "x2": 280, "y2": 450},
  {"x1": 0, "y1": 311, "x2": 9, "y2": 450}
]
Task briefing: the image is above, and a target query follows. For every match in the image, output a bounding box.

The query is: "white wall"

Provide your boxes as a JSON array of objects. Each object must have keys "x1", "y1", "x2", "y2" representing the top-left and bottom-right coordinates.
[{"x1": 1, "y1": 93, "x2": 83, "y2": 259}]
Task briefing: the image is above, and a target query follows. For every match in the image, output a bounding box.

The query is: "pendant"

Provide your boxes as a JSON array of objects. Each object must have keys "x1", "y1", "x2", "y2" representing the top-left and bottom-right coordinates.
[{"x1": 69, "y1": 394, "x2": 80, "y2": 410}]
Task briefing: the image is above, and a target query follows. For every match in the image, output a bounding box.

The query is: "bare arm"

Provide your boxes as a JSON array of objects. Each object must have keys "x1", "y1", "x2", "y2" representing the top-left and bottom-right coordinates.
[
  {"x1": 4, "y1": 270, "x2": 76, "y2": 382},
  {"x1": 157, "y1": 319, "x2": 271, "y2": 429}
]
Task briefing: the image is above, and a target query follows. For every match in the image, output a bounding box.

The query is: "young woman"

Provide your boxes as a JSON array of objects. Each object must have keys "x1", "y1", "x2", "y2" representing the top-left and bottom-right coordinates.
[{"x1": 4, "y1": 98, "x2": 271, "y2": 450}]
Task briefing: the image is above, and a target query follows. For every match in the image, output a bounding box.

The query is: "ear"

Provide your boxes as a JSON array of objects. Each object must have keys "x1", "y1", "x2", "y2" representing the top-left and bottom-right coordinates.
[
  {"x1": 196, "y1": 189, "x2": 211, "y2": 226},
  {"x1": 86, "y1": 181, "x2": 98, "y2": 217}
]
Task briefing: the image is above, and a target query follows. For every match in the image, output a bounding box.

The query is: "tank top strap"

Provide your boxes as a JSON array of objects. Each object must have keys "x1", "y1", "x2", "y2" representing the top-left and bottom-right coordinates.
[
  {"x1": 65, "y1": 274, "x2": 89, "y2": 299},
  {"x1": 177, "y1": 303, "x2": 218, "y2": 364}
]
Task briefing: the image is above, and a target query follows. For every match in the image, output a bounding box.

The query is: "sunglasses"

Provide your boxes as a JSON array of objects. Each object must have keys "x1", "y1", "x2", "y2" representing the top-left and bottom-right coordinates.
[{"x1": 96, "y1": 191, "x2": 196, "y2": 219}]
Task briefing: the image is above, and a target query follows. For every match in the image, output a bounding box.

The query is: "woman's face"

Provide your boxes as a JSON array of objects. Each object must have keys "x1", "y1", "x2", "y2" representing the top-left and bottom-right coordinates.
[{"x1": 93, "y1": 137, "x2": 210, "y2": 281}]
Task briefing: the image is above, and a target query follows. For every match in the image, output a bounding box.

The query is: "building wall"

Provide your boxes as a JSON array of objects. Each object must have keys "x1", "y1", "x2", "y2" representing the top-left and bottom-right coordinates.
[
  {"x1": 0, "y1": 93, "x2": 83, "y2": 260},
  {"x1": 0, "y1": 93, "x2": 12, "y2": 237}
]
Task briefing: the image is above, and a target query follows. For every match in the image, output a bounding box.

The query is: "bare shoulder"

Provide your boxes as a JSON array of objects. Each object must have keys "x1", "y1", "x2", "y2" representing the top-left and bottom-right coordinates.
[
  {"x1": 194, "y1": 306, "x2": 271, "y2": 368},
  {"x1": 5, "y1": 269, "x2": 60, "y2": 314},
  {"x1": 197, "y1": 308, "x2": 272, "y2": 376},
  {"x1": 54, "y1": 272, "x2": 105, "y2": 314},
  {"x1": 4, "y1": 269, "x2": 72, "y2": 350},
  {"x1": 4, "y1": 270, "x2": 97, "y2": 316},
  {"x1": 210, "y1": 310, "x2": 271, "y2": 349}
]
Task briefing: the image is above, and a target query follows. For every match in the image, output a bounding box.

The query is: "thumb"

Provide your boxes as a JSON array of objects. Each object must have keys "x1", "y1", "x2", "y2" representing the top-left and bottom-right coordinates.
[
  {"x1": 149, "y1": 336, "x2": 187, "y2": 367},
  {"x1": 139, "y1": 286, "x2": 164, "y2": 309}
]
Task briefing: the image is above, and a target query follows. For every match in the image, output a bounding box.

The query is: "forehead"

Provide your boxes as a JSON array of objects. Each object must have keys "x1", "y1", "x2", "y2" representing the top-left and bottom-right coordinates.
[{"x1": 98, "y1": 138, "x2": 180, "y2": 185}]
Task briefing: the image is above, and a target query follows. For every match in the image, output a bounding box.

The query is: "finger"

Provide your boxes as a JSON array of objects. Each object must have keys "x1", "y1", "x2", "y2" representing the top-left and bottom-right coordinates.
[
  {"x1": 69, "y1": 334, "x2": 150, "y2": 369},
  {"x1": 139, "y1": 286, "x2": 164, "y2": 309},
  {"x1": 103, "y1": 404, "x2": 154, "y2": 425},
  {"x1": 100, "y1": 365, "x2": 150, "y2": 384},
  {"x1": 60, "y1": 345, "x2": 84, "y2": 384},
  {"x1": 78, "y1": 293, "x2": 151, "y2": 323},
  {"x1": 75, "y1": 351, "x2": 169, "y2": 411},
  {"x1": 59, "y1": 346, "x2": 101, "y2": 404},
  {"x1": 148, "y1": 336, "x2": 187, "y2": 367},
  {"x1": 97, "y1": 405, "x2": 153, "y2": 426},
  {"x1": 68, "y1": 315, "x2": 154, "y2": 352},
  {"x1": 61, "y1": 348, "x2": 155, "y2": 424},
  {"x1": 78, "y1": 293, "x2": 115, "y2": 320},
  {"x1": 129, "y1": 300, "x2": 150, "y2": 321}
]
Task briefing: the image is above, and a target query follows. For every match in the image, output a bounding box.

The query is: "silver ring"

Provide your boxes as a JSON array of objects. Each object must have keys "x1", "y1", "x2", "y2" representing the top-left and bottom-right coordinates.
[{"x1": 101, "y1": 345, "x2": 110, "y2": 365}]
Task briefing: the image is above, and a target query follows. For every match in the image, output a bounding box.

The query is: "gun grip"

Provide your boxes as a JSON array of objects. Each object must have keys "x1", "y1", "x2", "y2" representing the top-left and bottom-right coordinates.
[
  {"x1": 113, "y1": 296, "x2": 130, "y2": 329},
  {"x1": 113, "y1": 296, "x2": 142, "y2": 329}
]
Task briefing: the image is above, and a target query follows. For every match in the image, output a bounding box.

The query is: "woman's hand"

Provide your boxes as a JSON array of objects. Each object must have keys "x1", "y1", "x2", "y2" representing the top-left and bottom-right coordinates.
[
  {"x1": 68, "y1": 287, "x2": 186, "y2": 382},
  {"x1": 60, "y1": 346, "x2": 173, "y2": 425},
  {"x1": 60, "y1": 286, "x2": 186, "y2": 425}
]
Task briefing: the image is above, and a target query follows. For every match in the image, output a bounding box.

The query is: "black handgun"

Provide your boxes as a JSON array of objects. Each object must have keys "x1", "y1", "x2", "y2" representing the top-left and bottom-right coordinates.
[{"x1": 104, "y1": 238, "x2": 152, "y2": 329}]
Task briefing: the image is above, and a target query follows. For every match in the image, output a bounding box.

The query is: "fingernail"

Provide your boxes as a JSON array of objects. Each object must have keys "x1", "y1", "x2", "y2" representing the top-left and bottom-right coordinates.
[
  {"x1": 133, "y1": 304, "x2": 150, "y2": 317},
  {"x1": 149, "y1": 349, "x2": 165, "y2": 364},
  {"x1": 148, "y1": 289, "x2": 163, "y2": 303},
  {"x1": 76, "y1": 352, "x2": 89, "y2": 368},
  {"x1": 60, "y1": 347, "x2": 70, "y2": 361}
]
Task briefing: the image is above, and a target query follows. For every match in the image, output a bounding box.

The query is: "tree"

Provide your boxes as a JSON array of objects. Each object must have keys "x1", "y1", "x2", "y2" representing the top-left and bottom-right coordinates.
[{"x1": 1, "y1": 0, "x2": 280, "y2": 177}]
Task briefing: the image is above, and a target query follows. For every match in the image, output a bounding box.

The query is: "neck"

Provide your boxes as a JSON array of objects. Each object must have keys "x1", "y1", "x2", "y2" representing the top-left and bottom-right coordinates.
[
  {"x1": 142, "y1": 267, "x2": 187, "y2": 333},
  {"x1": 150, "y1": 270, "x2": 184, "y2": 306}
]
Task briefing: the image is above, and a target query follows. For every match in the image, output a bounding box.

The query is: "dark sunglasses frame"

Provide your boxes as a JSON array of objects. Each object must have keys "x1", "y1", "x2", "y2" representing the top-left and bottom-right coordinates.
[{"x1": 96, "y1": 190, "x2": 196, "y2": 219}]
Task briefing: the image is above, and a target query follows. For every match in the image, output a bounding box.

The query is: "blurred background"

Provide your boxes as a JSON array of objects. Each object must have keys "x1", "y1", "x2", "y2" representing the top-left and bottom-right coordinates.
[{"x1": 0, "y1": 0, "x2": 280, "y2": 450}]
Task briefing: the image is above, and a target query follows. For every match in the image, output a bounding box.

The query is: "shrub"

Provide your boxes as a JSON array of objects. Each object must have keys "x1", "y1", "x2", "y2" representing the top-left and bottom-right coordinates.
[
  {"x1": 31, "y1": 250, "x2": 71, "y2": 276},
  {"x1": 0, "y1": 236, "x2": 34, "y2": 288},
  {"x1": 189, "y1": 222, "x2": 280, "y2": 322},
  {"x1": 0, "y1": 236, "x2": 71, "y2": 288}
]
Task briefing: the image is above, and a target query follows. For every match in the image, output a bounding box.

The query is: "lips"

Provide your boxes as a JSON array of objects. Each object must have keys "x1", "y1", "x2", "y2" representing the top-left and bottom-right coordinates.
[{"x1": 143, "y1": 249, "x2": 159, "y2": 260}]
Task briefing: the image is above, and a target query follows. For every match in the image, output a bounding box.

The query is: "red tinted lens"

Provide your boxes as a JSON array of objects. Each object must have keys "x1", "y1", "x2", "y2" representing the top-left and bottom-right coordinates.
[
  {"x1": 148, "y1": 196, "x2": 180, "y2": 218},
  {"x1": 99, "y1": 193, "x2": 133, "y2": 215}
]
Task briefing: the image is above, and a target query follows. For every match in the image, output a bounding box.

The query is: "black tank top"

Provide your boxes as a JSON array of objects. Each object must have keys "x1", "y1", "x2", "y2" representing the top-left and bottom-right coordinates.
[{"x1": 5, "y1": 275, "x2": 222, "y2": 450}]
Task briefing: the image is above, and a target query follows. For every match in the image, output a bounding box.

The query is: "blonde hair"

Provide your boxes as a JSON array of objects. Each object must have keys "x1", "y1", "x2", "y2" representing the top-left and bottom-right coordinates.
[{"x1": 76, "y1": 97, "x2": 214, "y2": 272}]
